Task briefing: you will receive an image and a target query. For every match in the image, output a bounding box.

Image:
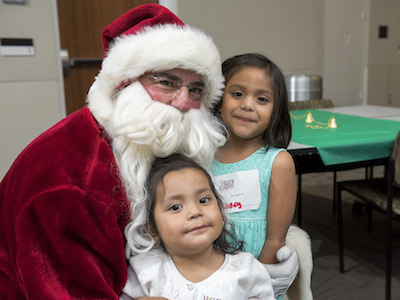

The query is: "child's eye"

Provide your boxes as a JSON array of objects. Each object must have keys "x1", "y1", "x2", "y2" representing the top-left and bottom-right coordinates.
[
  {"x1": 199, "y1": 197, "x2": 211, "y2": 204},
  {"x1": 232, "y1": 91, "x2": 243, "y2": 98},
  {"x1": 169, "y1": 204, "x2": 182, "y2": 211},
  {"x1": 257, "y1": 96, "x2": 269, "y2": 103}
]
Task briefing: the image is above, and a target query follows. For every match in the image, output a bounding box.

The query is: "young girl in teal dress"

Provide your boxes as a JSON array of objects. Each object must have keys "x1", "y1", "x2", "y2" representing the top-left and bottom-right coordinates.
[{"x1": 210, "y1": 53, "x2": 297, "y2": 298}]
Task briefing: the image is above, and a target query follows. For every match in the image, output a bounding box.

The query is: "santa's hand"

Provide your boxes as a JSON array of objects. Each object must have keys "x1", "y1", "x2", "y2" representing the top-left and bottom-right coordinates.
[{"x1": 264, "y1": 245, "x2": 299, "y2": 297}]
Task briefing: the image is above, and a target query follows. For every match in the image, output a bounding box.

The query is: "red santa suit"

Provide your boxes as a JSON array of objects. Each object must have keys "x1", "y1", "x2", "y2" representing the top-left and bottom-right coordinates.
[
  {"x1": 0, "y1": 107, "x2": 130, "y2": 298},
  {"x1": 0, "y1": 4, "x2": 225, "y2": 299}
]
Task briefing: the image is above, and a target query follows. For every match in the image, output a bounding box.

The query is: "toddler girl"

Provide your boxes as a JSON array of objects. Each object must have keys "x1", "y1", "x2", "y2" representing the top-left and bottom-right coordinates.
[{"x1": 121, "y1": 154, "x2": 275, "y2": 300}]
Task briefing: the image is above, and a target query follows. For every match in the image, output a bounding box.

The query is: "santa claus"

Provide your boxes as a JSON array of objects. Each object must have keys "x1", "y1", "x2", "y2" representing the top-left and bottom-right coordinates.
[{"x1": 0, "y1": 4, "x2": 302, "y2": 299}]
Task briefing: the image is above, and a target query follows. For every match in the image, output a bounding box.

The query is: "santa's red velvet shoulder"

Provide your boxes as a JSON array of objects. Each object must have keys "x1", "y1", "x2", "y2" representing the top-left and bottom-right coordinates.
[{"x1": 0, "y1": 107, "x2": 131, "y2": 299}]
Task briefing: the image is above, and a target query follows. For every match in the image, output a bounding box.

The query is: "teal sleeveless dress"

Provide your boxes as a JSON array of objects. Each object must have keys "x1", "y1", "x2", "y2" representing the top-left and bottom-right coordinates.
[{"x1": 210, "y1": 146, "x2": 284, "y2": 258}]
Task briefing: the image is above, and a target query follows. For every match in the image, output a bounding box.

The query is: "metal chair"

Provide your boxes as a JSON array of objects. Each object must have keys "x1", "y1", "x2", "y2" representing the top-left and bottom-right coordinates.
[
  {"x1": 336, "y1": 130, "x2": 400, "y2": 300},
  {"x1": 289, "y1": 98, "x2": 334, "y2": 111}
]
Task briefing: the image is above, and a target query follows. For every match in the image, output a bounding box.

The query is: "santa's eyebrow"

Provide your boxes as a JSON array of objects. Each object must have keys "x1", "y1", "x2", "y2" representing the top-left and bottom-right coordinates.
[
  {"x1": 157, "y1": 72, "x2": 180, "y2": 81},
  {"x1": 157, "y1": 72, "x2": 204, "y2": 87}
]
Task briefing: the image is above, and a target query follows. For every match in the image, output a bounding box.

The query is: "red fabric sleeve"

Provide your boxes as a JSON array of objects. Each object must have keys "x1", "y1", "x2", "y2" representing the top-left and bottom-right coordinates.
[
  {"x1": 0, "y1": 108, "x2": 131, "y2": 299},
  {"x1": 15, "y1": 187, "x2": 127, "y2": 299}
]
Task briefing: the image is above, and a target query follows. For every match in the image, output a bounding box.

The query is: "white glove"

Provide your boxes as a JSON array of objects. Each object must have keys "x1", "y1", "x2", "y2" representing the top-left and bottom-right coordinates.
[{"x1": 264, "y1": 245, "x2": 299, "y2": 297}]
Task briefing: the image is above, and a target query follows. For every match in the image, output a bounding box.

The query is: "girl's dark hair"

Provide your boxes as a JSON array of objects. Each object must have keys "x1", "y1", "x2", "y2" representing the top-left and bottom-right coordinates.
[
  {"x1": 220, "y1": 53, "x2": 292, "y2": 148},
  {"x1": 146, "y1": 153, "x2": 243, "y2": 254}
]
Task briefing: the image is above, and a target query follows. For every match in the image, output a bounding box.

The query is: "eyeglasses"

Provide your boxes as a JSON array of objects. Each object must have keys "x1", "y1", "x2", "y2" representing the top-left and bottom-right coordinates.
[{"x1": 141, "y1": 74, "x2": 204, "y2": 101}]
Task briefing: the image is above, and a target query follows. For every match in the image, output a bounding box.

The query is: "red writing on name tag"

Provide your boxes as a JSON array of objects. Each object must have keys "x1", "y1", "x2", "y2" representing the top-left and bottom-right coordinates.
[{"x1": 224, "y1": 202, "x2": 242, "y2": 210}]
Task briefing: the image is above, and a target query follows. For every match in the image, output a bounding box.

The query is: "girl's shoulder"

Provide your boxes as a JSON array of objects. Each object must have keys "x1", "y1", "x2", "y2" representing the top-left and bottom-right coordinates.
[
  {"x1": 256, "y1": 146, "x2": 286, "y2": 163},
  {"x1": 270, "y1": 149, "x2": 296, "y2": 178},
  {"x1": 271, "y1": 149, "x2": 295, "y2": 168},
  {"x1": 264, "y1": 146, "x2": 286, "y2": 156}
]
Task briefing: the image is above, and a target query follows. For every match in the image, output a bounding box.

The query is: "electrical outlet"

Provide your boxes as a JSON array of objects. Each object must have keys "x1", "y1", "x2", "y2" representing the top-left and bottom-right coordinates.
[{"x1": 379, "y1": 26, "x2": 388, "y2": 39}]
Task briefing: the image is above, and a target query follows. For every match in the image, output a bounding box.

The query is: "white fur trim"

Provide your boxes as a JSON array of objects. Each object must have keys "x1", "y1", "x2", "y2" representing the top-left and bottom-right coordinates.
[
  {"x1": 284, "y1": 225, "x2": 313, "y2": 300},
  {"x1": 87, "y1": 23, "x2": 223, "y2": 129}
]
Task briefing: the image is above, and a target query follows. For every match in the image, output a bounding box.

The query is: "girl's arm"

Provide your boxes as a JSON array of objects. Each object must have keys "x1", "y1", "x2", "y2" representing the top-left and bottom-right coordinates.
[{"x1": 257, "y1": 151, "x2": 297, "y2": 264}]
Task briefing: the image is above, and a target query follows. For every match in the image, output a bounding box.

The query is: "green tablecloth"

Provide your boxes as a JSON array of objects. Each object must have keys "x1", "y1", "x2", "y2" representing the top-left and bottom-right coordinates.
[{"x1": 291, "y1": 109, "x2": 400, "y2": 166}]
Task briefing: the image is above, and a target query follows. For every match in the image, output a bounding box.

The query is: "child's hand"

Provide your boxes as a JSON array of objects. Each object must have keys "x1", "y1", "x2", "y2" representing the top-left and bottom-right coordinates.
[{"x1": 264, "y1": 245, "x2": 299, "y2": 297}]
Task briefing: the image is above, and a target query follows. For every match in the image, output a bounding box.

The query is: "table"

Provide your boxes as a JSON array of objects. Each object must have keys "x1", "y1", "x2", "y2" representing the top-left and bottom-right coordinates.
[
  {"x1": 322, "y1": 105, "x2": 400, "y2": 119},
  {"x1": 288, "y1": 105, "x2": 400, "y2": 226}
]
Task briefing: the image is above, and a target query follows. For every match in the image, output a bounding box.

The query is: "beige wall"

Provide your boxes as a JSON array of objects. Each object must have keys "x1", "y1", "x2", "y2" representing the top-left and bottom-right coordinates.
[
  {"x1": 322, "y1": 0, "x2": 369, "y2": 106},
  {"x1": 176, "y1": 0, "x2": 370, "y2": 107},
  {"x1": 0, "y1": 0, "x2": 64, "y2": 179},
  {"x1": 175, "y1": 0, "x2": 400, "y2": 108},
  {"x1": 367, "y1": 0, "x2": 400, "y2": 107},
  {"x1": 177, "y1": 0, "x2": 323, "y2": 73}
]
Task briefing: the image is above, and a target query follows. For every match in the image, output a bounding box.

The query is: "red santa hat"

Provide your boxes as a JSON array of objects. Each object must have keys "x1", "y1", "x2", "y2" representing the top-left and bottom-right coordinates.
[
  {"x1": 87, "y1": 4, "x2": 224, "y2": 124},
  {"x1": 101, "y1": 4, "x2": 184, "y2": 56}
]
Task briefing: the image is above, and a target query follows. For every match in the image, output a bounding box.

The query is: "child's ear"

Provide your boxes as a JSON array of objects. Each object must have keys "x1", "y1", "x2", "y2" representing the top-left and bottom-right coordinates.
[{"x1": 146, "y1": 222, "x2": 160, "y2": 241}]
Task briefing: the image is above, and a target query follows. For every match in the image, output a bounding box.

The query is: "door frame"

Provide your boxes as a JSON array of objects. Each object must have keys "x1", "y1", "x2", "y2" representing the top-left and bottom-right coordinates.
[{"x1": 52, "y1": 0, "x2": 67, "y2": 118}]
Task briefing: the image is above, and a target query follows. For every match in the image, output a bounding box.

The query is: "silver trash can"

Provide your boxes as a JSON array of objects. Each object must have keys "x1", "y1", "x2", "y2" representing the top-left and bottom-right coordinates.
[{"x1": 285, "y1": 74, "x2": 322, "y2": 102}]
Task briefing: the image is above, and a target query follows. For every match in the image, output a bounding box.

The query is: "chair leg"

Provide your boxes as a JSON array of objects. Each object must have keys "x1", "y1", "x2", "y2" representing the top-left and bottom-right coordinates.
[
  {"x1": 333, "y1": 171, "x2": 337, "y2": 214},
  {"x1": 297, "y1": 173, "x2": 302, "y2": 227},
  {"x1": 385, "y1": 159, "x2": 394, "y2": 300},
  {"x1": 386, "y1": 215, "x2": 392, "y2": 300},
  {"x1": 367, "y1": 205, "x2": 372, "y2": 233},
  {"x1": 337, "y1": 184, "x2": 344, "y2": 273},
  {"x1": 365, "y1": 166, "x2": 374, "y2": 179}
]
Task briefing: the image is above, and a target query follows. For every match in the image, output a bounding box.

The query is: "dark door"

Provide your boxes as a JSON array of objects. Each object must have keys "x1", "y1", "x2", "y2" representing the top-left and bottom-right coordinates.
[{"x1": 57, "y1": 0, "x2": 158, "y2": 115}]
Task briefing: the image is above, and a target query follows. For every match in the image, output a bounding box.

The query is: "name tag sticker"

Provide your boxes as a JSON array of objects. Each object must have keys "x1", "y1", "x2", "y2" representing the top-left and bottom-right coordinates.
[{"x1": 213, "y1": 170, "x2": 261, "y2": 213}]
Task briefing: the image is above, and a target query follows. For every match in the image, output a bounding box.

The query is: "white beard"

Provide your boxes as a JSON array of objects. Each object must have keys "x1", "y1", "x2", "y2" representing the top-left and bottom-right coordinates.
[{"x1": 106, "y1": 82, "x2": 226, "y2": 255}]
